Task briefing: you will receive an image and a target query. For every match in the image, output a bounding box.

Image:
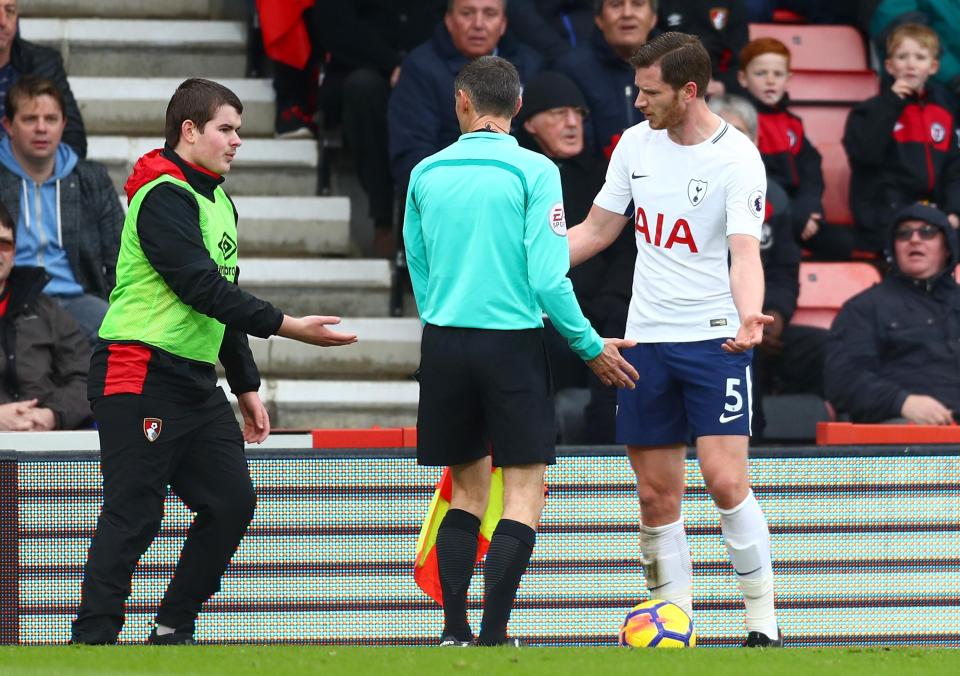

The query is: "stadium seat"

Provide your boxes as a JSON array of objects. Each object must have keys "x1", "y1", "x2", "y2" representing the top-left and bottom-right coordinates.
[
  {"x1": 792, "y1": 261, "x2": 882, "y2": 329},
  {"x1": 792, "y1": 106, "x2": 851, "y2": 147},
  {"x1": 748, "y1": 23, "x2": 869, "y2": 70},
  {"x1": 817, "y1": 421, "x2": 960, "y2": 445},
  {"x1": 786, "y1": 70, "x2": 879, "y2": 105},
  {"x1": 818, "y1": 142, "x2": 854, "y2": 225}
]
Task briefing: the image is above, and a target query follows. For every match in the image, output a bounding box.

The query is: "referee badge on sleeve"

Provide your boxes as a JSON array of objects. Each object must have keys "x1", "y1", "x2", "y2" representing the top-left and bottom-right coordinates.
[
  {"x1": 548, "y1": 202, "x2": 567, "y2": 236},
  {"x1": 143, "y1": 418, "x2": 162, "y2": 442}
]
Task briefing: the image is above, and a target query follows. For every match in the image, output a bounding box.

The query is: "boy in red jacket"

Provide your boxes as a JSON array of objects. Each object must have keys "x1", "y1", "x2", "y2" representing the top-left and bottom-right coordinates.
[
  {"x1": 844, "y1": 23, "x2": 960, "y2": 253},
  {"x1": 738, "y1": 37, "x2": 850, "y2": 259}
]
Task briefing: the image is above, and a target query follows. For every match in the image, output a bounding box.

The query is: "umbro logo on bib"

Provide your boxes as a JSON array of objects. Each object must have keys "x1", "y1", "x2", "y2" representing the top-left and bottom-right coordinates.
[{"x1": 218, "y1": 233, "x2": 237, "y2": 258}]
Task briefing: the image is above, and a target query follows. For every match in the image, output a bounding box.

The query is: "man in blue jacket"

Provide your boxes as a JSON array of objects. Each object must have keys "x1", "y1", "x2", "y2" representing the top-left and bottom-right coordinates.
[
  {"x1": 555, "y1": 0, "x2": 658, "y2": 157},
  {"x1": 0, "y1": 75, "x2": 122, "y2": 344},
  {"x1": 388, "y1": 0, "x2": 543, "y2": 192}
]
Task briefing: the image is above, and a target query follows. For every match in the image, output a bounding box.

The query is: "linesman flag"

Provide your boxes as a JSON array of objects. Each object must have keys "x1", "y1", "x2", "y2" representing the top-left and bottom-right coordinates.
[{"x1": 413, "y1": 467, "x2": 504, "y2": 605}]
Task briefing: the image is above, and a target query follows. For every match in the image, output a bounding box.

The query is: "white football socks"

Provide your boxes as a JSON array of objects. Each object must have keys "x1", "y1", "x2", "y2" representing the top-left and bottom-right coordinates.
[
  {"x1": 718, "y1": 490, "x2": 779, "y2": 639},
  {"x1": 639, "y1": 517, "x2": 694, "y2": 618}
]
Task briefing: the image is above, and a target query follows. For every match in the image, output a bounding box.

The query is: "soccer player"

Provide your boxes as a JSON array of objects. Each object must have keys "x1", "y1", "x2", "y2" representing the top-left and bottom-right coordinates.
[
  {"x1": 404, "y1": 55, "x2": 638, "y2": 646},
  {"x1": 70, "y1": 78, "x2": 357, "y2": 645},
  {"x1": 568, "y1": 32, "x2": 782, "y2": 647}
]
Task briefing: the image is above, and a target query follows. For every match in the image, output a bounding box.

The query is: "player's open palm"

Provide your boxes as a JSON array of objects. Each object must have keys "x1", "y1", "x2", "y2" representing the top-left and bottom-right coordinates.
[
  {"x1": 279, "y1": 315, "x2": 358, "y2": 347},
  {"x1": 722, "y1": 313, "x2": 774, "y2": 353}
]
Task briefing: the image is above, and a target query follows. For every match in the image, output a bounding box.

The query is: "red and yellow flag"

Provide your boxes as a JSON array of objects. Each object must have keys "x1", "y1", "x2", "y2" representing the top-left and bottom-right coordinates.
[{"x1": 414, "y1": 467, "x2": 504, "y2": 605}]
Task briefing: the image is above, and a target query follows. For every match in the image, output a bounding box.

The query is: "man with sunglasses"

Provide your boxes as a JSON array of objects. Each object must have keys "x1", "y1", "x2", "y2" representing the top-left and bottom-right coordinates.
[{"x1": 826, "y1": 202, "x2": 960, "y2": 425}]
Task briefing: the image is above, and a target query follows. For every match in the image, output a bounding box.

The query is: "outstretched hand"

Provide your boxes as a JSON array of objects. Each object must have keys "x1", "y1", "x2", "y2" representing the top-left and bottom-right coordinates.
[
  {"x1": 586, "y1": 338, "x2": 640, "y2": 389},
  {"x1": 278, "y1": 315, "x2": 358, "y2": 347},
  {"x1": 722, "y1": 313, "x2": 775, "y2": 353}
]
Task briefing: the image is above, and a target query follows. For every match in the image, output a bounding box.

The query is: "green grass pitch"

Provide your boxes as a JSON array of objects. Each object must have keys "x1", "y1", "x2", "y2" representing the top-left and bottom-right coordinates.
[{"x1": 1, "y1": 646, "x2": 957, "y2": 675}]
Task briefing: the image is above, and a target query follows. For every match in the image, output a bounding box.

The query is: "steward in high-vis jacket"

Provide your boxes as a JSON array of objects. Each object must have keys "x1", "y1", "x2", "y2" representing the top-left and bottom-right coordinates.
[{"x1": 71, "y1": 78, "x2": 357, "y2": 647}]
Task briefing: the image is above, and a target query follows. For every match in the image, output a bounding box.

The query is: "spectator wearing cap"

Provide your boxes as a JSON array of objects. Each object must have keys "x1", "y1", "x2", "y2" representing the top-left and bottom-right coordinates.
[
  {"x1": 554, "y1": 0, "x2": 658, "y2": 158},
  {"x1": 825, "y1": 203, "x2": 960, "y2": 424},
  {"x1": 518, "y1": 71, "x2": 634, "y2": 442}
]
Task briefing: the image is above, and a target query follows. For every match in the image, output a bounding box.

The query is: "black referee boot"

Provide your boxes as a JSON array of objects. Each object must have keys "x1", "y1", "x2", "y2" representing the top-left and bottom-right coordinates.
[{"x1": 147, "y1": 626, "x2": 195, "y2": 645}]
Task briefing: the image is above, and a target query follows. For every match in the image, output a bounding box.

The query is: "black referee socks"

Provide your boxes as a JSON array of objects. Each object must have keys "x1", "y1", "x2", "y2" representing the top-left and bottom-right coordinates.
[
  {"x1": 478, "y1": 519, "x2": 536, "y2": 646},
  {"x1": 437, "y1": 508, "x2": 481, "y2": 642}
]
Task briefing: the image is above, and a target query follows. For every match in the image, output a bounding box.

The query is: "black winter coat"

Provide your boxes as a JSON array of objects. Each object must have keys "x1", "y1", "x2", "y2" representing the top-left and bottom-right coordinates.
[
  {"x1": 0, "y1": 266, "x2": 92, "y2": 429},
  {"x1": 825, "y1": 222, "x2": 960, "y2": 422}
]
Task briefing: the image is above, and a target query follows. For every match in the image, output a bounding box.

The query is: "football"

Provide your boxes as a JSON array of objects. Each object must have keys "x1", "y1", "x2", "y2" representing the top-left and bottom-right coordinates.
[{"x1": 618, "y1": 599, "x2": 696, "y2": 648}]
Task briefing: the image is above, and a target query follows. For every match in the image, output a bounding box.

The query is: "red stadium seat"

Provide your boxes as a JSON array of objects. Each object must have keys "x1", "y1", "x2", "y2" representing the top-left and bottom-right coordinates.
[
  {"x1": 793, "y1": 106, "x2": 851, "y2": 146},
  {"x1": 748, "y1": 23, "x2": 869, "y2": 70},
  {"x1": 792, "y1": 261, "x2": 881, "y2": 329},
  {"x1": 786, "y1": 70, "x2": 879, "y2": 105},
  {"x1": 818, "y1": 142, "x2": 853, "y2": 225}
]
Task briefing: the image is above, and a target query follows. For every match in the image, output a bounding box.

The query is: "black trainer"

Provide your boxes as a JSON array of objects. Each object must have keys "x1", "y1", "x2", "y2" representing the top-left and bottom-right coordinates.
[
  {"x1": 147, "y1": 628, "x2": 195, "y2": 645},
  {"x1": 439, "y1": 635, "x2": 474, "y2": 647},
  {"x1": 743, "y1": 630, "x2": 783, "y2": 647}
]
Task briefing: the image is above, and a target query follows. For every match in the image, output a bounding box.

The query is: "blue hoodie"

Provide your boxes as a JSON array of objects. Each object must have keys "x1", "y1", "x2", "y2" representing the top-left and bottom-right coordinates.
[{"x1": 0, "y1": 135, "x2": 83, "y2": 297}]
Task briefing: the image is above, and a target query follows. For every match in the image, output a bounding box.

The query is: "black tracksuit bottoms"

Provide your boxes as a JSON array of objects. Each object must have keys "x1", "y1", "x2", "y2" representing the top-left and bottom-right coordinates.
[{"x1": 71, "y1": 389, "x2": 256, "y2": 644}]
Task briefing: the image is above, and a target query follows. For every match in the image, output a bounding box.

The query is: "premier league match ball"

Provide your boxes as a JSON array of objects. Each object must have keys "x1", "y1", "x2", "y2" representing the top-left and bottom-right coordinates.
[{"x1": 618, "y1": 599, "x2": 696, "y2": 648}]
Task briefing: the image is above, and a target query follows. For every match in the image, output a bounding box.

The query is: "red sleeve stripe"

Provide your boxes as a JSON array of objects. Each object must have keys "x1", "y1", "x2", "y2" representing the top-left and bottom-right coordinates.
[{"x1": 103, "y1": 343, "x2": 152, "y2": 396}]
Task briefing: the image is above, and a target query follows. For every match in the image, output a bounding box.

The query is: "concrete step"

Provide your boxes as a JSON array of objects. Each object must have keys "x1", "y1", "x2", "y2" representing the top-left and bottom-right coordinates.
[
  {"x1": 20, "y1": 18, "x2": 246, "y2": 78},
  {"x1": 22, "y1": 0, "x2": 219, "y2": 19},
  {"x1": 232, "y1": 197, "x2": 351, "y2": 257},
  {"x1": 245, "y1": 318, "x2": 422, "y2": 379},
  {"x1": 238, "y1": 258, "x2": 391, "y2": 317},
  {"x1": 225, "y1": 379, "x2": 419, "y2": 429},
  {"x1": 71, "y1": 77, "x2": 275, "y2": 137},
  {"x1": 88, "y1": 136, "x2": 317, "y2": 197}
]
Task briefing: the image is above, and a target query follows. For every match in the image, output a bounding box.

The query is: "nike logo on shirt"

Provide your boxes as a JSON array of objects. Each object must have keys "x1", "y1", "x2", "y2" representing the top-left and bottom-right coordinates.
[
  {"x1": 631, "y1": 172, "x2": 649, "y2": 179},
  {"x1": 718, "y1": 412, "x2": 744, "y2": 423}
]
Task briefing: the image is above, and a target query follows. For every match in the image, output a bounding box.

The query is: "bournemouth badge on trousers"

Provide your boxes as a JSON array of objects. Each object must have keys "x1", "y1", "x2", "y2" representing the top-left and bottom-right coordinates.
[{"x1": 143, "y1": 418, "x2": 163, "y2": 442}]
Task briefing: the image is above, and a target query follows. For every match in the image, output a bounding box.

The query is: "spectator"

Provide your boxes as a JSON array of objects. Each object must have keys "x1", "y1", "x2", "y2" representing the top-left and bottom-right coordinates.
[
  {"x1": 315, "y1": 0, "x2": 444, "y2": 256},
  {"x1": 0, "y1": 0, "x2": 86, "y2": 157},
  {"x1": 388, "y1": 0, "x2": 542, "y2": 193},
  {"x1": 870, "y1": 0, "x2": 960, "y2": 97},
  {"x1": 555, "y1": 0, "x2": 657, "y2": 158},
  {"x1": 708, "y1": 93, "x2": 828, "y2": 439},
  {"x1": 506, "y1": 0, "x2": 594, "y2": 63},
  {"x1": 826, "y1": 203, "x2": 959, "y2": 424},
  {"x1": 0, "y1": 75, "x2": 123, "y2": 344},
  {"x1": 658, "y1": 0, "x2": 748, "y2": 96},
  {"x1": 737, "y1": 37, "x2": 851, "y2": 259},
  {"x1": 517, "y1": 71, "x2": 634, "y2": 442},
  {"x1": 0, "y1": 200, "x2": 91, "y2": 431},
  {"x1": 844, "y1": 23, "x2": 960, "y2": 255}
]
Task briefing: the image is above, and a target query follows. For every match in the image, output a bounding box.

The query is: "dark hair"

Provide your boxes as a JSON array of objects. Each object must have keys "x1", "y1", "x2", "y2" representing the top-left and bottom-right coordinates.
[
  {"x1": 593, "y1": 0, "x2": 658, "y2": 16},
  {"x1": 630, "y1": 31, "x2": 711, "y2": 97},
  {"x1": 0, "y1": 200, "x2": 15, "y2": 235},
  {"x1": 447, "y1": 0, "x2": 507, "y2": 11},
  {"x1": 164, "y1": 78, "x2": 243, "y2": 147},
  {"x1": 454, "y1": 55, "x2": 520, "y2": 119},
  {"x1": 4, "y1": 74, "x2": 66, "y2": 121}
]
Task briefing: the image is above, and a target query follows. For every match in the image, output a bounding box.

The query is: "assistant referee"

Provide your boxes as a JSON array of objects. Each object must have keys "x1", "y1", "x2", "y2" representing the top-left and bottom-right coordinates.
[{"x1": 403, "y1": 56, "x2": 638, "y2": 646}]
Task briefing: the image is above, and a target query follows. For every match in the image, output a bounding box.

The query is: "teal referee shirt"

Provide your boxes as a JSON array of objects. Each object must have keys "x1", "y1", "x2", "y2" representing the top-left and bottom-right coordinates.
[{"x1": 403, "y1": 131, "x2": 603, "y2": 361}]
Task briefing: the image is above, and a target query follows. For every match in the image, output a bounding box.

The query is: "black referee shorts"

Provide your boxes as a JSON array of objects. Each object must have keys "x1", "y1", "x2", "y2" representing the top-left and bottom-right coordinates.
[{"x1": 416, "y1": 323, "x2": 556, "y2": 467}]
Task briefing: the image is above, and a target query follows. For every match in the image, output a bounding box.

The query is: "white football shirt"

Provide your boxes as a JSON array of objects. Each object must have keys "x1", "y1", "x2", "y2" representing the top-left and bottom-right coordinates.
[{"x1": 594, "y1": 117, "x2": 766, "y2": 342}]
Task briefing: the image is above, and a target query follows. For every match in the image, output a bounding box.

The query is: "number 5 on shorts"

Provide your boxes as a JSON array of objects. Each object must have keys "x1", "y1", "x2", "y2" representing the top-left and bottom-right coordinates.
[{"x1": 724, "y1": 378, "x2": 743, "y2": 413}]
